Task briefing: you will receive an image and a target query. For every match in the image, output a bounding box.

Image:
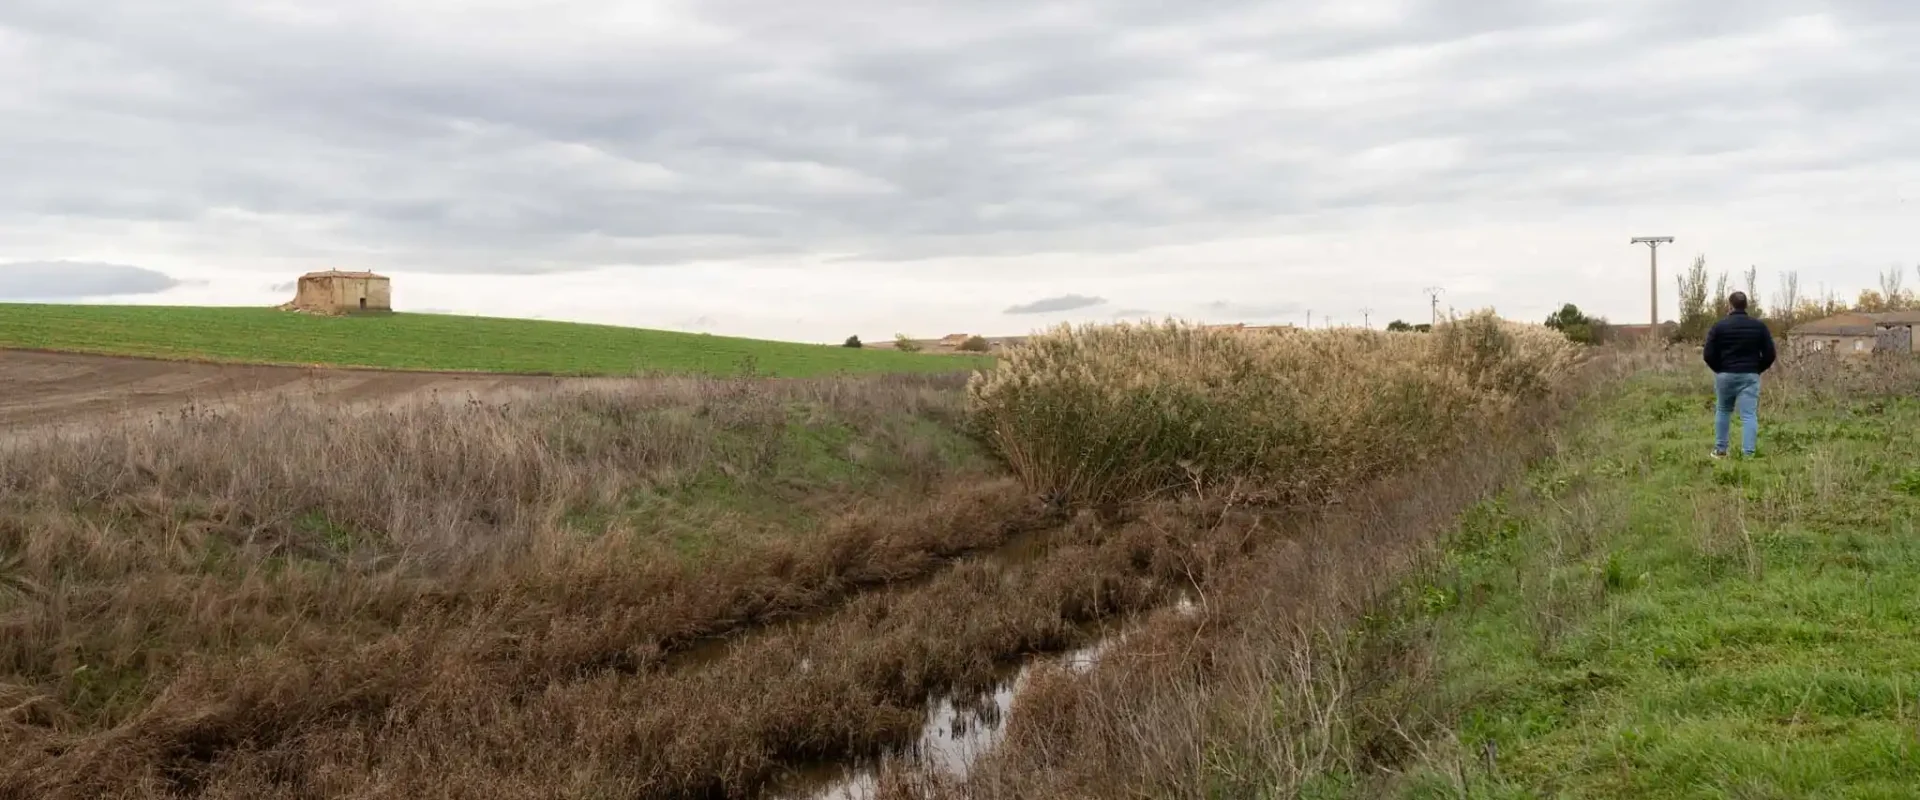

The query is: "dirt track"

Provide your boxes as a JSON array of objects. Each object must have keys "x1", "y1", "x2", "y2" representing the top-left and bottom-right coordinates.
[{"x1": 0, "y1": 349, "x2": 568, "y2": 433}]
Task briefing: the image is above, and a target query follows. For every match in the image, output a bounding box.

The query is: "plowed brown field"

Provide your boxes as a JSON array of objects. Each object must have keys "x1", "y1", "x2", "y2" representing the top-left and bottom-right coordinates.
[{"x1": 0, "y1": 349, "x2": 572, "y2": 434}]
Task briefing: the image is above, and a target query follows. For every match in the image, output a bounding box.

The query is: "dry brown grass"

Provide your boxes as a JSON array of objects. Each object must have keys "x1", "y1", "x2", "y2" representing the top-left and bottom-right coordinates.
[
  {"x1": 928, "y1": 356, "x2": 1620, "y2": 800},
  {"x1": 136, "y1": 505, "x2": 1209, "y2": 798},
  {"x1": 0, "y1": 373, "x2": 1059, "y2": 799},
  {"x1": 1768, "y1": 351, "x2": 1920, "y2": 405},
  {"x1": 75, "y1": 451, "x2": 1541, "y2": 799},
  {"x1": 966, "y1": 312, "x2": 1579, "y2": 507},
  {"x1": 0, "y1": 319, "x2": 1628, "y2": 800},
  {"x1": 927, "y1": 350, "x2": 1920, "y2": 799}
]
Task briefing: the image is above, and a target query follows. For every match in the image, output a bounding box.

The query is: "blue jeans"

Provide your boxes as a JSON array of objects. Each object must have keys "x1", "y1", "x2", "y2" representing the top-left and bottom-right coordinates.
[{"x1": 1714, "y1": 373, "x2": 1762, "y2": 455}]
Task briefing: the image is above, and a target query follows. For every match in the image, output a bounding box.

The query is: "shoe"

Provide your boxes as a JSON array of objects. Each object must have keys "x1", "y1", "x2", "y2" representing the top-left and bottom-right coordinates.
[{"x1": 1710, "y1": 450, "x2": 1727, "y2": 460}]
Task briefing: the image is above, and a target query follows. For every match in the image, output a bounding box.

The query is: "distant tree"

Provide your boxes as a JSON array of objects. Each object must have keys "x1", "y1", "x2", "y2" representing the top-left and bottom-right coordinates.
[
  {"x1": 1772, "y1": 270, "x2": 1803, "y2": 329},
  {"x1": 1743, "y1": 266, "x2": 1762, "y2": 319},
  {"x1": 1795, "y1": 290, "x2": 1848, "y2": 324},
  {"x1": 893, "y1": 334, "x2": 922, "y2": 353},
  {"x1": 1543, "y1": 303, "x2": 1591, "y2": 331},
  {"x1": 1673, "y1": 254, "x2": 1724, "y2": 341},
  {"x1": 1412, "y1": 323, "x2": 1433, "y2": 333},
  {"x1": 1882, "y1": 267, "x2": 1907, "y2": 306},
  {"x1": 958, "y1": 335, "x2": 992, "y2": 353},
  {"x1": 1544, "y1": 303, "x2": 1607, "y2": 345},
  {"x1": 1386, "y1": 319, "x2": 1413, "y2": 332},
  {"x1": 1846, "y1": 267, "x2": 1918, "y2": 313},
  {"x1": 1877, "y1": 266, "x2": 1915, "y2": 310},
  {"x1": 842, "y1": 335, "x2": 863, "y2": 348},
  {"x1": 1710, "y1": 271, "x2": 1733, "y2": 320}
]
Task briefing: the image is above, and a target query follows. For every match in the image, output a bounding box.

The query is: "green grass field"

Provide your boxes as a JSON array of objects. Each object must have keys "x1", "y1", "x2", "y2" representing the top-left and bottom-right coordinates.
[
  {"x1": 0, "y1": 304, "x2": 988, "y2": 377},
  {"x1": 1373, "y1": 369, "x2": 1920, "y2": 798}
]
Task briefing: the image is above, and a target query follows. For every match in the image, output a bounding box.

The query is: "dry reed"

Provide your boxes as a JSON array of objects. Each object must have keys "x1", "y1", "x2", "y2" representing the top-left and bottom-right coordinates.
[
  {"x1": 0, "y1": 372, "x2": 1055, "y2": 799},
  {"x1": 966, "y1": 312, "x2": 1579, "y2": 506}
]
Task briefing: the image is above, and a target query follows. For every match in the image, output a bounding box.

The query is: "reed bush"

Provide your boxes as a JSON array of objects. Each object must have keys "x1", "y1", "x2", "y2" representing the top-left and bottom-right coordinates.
[{"x1": 966, "y1": 311, "x2": 1579, "y2": 505}]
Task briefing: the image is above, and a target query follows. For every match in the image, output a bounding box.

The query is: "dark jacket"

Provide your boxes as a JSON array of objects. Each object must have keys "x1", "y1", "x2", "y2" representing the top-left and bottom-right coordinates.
[{"x1": 1703, "y1": 310, "x2": 1776, "y2": 374}]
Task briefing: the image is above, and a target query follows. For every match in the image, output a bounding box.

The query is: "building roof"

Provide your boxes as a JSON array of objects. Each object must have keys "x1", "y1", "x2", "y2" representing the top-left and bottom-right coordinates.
[
  {"x1": 1865, "y1": 310, "x2": 1920, "y2": 325},
  {"x1": 301, "y1": 270, "x2": 388, "y2": 280},
  {"x1": 1790, "y1": 313, "x2": 1878, "y2": 337}
]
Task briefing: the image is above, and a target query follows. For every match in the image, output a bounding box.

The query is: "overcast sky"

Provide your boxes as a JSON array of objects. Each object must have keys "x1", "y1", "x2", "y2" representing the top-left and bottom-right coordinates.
[{"x1": 3, "y1": 0, "x2": 1915, "y2": 340}]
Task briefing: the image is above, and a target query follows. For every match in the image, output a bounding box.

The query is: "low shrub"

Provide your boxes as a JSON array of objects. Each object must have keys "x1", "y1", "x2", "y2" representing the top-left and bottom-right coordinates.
[{"x1": 966, "y1": 311, "x2": 1579, "y2": 505}]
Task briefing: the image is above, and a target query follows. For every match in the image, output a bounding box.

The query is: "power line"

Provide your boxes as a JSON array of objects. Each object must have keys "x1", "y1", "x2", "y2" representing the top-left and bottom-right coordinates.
[{"x1": 1422, "y1": 287, "x2": 1445, "y2": 328}]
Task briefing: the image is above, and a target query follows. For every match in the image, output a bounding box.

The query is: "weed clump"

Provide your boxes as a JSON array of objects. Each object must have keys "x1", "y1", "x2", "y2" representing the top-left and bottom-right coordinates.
[{"x1": 966, "y1": 311, "x2": 1579, "y2": 505}]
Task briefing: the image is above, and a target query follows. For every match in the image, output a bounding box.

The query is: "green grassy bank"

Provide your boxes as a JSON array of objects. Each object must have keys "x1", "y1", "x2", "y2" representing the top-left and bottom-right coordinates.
[
  {"x1": 1362, "y1": 365, "x2": 1920, "y2": 798},
  {"x1": 0, "y1": 304, "x2": 988, "y2": 377}
]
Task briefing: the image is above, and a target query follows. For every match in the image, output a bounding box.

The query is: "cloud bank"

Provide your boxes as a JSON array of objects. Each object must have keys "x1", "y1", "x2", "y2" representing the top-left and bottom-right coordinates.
[
  {"x1": 3, "y1": 1, "x2": 1917, "y2": 338},
  {"x1": 0, "y1": 262, "x2": 180, "y2": 299}
]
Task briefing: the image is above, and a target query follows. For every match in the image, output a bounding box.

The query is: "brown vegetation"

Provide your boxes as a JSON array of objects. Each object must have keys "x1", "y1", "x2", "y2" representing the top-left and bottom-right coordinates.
[
  {"x1": 0, "y1": 349, "x2": 560, "y2": 433},
  {"x1": 0, "y1": 373, "x2": 1054, "y2": 799},
  {"x1": 902, "y1": 349, "x2": 1919, "y2": 799},
  {"x1": 966, "y1": 312, "x2": 1578, "y2": 506},
  {"x1": 1, "y1": 313, "x2": 1601, "y2": 800},
  {"x1": 923, "y1": 379, "x2": 1598, "y2": 799}
]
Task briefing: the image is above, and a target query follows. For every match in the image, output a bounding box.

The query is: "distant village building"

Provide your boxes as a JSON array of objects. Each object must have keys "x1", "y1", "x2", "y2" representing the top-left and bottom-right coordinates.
[
  {"x1": 938, "y1": 333, "x2": 972, "y2": 349},
  {"x1": 1789, "y1": 311, "x2": 1920, "y2": 355},
  {"x1": 283, "y1": 270, "x2": 392, "y2": 315}
]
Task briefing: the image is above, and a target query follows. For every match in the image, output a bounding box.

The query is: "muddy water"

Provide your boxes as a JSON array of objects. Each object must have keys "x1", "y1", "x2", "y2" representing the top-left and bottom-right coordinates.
[{"x1": 775, "y1": 596, "x2": 1198, "y2": 800}]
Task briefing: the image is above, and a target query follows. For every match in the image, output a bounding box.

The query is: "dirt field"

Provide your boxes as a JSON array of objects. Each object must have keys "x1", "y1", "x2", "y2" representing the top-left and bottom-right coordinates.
[{"x1": 0, "y1": 349, "x2": 571, "y2": 434}]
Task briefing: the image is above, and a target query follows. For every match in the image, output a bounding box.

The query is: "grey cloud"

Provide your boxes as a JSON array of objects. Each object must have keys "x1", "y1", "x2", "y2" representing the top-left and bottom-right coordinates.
[
  {"x1": 1, "y1": 1, "x2": 1917, "y2": 274},
  {"x1": 1005, "y1": 294, "x2": 1107, "y2": 314},
  {"x1": 0, "y1": 261, "x2": 179, "y2": 298},
  {"x1": 268, "y1": 280, "x2": 296, "y2": 292}
]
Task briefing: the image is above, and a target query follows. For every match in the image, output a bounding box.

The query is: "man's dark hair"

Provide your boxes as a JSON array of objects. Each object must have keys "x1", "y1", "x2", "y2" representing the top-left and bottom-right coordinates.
[{"x1": 1728, "y1": 291, "x2": 1749, "y2": 312}]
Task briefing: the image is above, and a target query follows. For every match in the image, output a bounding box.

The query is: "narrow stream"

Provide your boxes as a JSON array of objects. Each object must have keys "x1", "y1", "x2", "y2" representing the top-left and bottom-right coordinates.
[{"x1": 775, "y1": 596, "x2": 1197, "y2": 800}]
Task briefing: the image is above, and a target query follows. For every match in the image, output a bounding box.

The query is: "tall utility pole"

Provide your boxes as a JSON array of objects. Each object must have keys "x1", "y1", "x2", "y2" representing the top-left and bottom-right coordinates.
[
  {"x1": 1359, "y1": 307, "x2": 1373, "y2": 329},
  {"x1": 1422, "y1": 287, "x2": 1444, "y2": 328},
  {"x1": 1631, "y1": 237, "x2": 1675, "y2": 329}
]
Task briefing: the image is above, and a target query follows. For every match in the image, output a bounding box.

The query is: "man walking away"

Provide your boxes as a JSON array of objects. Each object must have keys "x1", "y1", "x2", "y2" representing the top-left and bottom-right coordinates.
[{"x1": 1703, "y1": 291, "x2": 1776, "y2": 458}]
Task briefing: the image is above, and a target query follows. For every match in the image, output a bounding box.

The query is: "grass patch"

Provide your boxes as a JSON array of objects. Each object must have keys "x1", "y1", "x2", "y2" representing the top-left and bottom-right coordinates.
[
  {"x1": 0, "y1": 304, "x2": 988, "y2": 377},
  {"x1": 1359, "y1": 367, "x2": 1920, "y2": 798}
]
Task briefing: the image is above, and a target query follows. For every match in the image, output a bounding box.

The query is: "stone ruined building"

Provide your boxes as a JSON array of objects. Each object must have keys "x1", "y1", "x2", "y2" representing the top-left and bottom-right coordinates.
[
  {"x1": 1789, "y1": 311, "x2": 1920, "y2": 356},
  {"x1": 282, "y1": 270, "x2": 392, "y2": 315}
]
